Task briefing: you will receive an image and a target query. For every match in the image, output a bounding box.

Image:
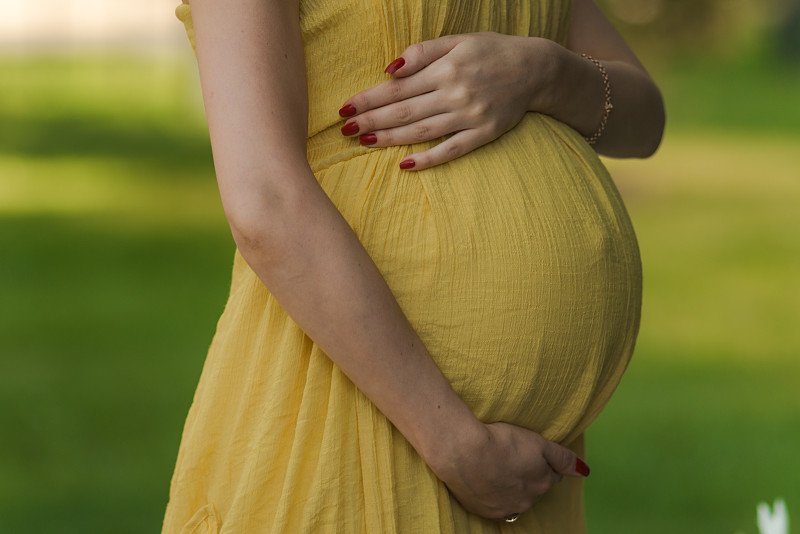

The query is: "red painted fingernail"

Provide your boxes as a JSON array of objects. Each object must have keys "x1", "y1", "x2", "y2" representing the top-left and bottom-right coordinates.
[
  {"x1": 576, "y1": 458, "x2": 591, "y2": 477},
  {"x1": 359, "y1": 133, "x2": 377, "y2": 145},
  {"x1": 341, "y1": 121, "x2": 359, "y2": 136},
  {"x1": 399, "y1": 158, "x2": 415, "y2": 170},
  {"x1": 384, "y1": 57, "x2": 405, "y2": 75},
  {"x1": 339, "y1": 104, "x2": 357, "y2": 117}
]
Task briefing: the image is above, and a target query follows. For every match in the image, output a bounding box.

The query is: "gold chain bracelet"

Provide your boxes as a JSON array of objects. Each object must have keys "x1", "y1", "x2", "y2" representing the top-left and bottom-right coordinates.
[{"x1": 580, "y1": 53, "x2": 613, "y2": 146}]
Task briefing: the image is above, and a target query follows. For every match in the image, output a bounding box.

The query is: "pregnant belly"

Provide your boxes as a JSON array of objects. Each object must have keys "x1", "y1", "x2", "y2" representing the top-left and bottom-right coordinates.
[{"x1": 312, "y1": 113, "x2": 642, "y2": 444}]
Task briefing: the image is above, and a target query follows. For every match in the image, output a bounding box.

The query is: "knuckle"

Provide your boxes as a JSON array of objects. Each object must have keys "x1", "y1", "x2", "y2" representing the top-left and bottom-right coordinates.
[
  {"x1": 407, "y1": 42, "x2": 425, "y2": 61},
  {"x1": 363, "y1": 114, "x2": 377, "y2": 132},
  {"x1": 448, "y1": 86, "x2": 470, "y2": 108},
  {"x1": 393, "y1": 104, "x2": 413, "y2": 124},
  {"x1": 387, "y1": 79, "x2": 404, "y2": 102},
  {"x1": 353, "y1": 92, "x2": 370, "y2": 110},
  {"x1": 413, "y1": 123, "x2": 431, "y2": 141},
  {"x1": 438, "y1": 61, "x2": 459, "y2": 81},
  {"x1": 532, "y1": 479, "x2": 551, "y2": 496},
  {"x1": 556, "y1": 448, "x2": 574, "y2": 471},
  {"x1": 445, "y1": 142, "x2": 463, "y2": 160},
  {"x1": 482, "y1": 118, "x2": 503, "y2": 138},
  {"x1": 470, "y1": 100, "x2": 489, "y2": 119}
]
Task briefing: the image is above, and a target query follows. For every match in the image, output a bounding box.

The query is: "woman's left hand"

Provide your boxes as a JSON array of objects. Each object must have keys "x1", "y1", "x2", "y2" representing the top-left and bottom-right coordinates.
[{"x1": 338, "y1": 33, "x2": 559, "y2": 170}]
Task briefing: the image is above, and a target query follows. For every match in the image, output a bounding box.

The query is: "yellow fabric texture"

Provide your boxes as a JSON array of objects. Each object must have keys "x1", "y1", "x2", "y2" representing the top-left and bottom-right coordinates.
[{"x1": 165, "y1": 1, "x2": 641, "y2": 533}]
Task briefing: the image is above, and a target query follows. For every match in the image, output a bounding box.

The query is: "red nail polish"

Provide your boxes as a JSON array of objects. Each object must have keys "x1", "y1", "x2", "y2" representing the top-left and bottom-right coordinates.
[
  {"x1": 576, "y1": 458, "x2": 591, "y2": 477},
  {"x1": 384, "y1": 57, "x2": 405, "y2": 75},
  {"x1": 359, "y1": 133, "x2": 378, "y2": 145},
  {"x1": 341, "y1": 121, "x2": 359, "y2": 136},
  {"x1": 339, "y1": 104, "x2": 357, "y2": 117},
  {"x1": 399, "y1": 158, "x2": 415, "y2": 170}
]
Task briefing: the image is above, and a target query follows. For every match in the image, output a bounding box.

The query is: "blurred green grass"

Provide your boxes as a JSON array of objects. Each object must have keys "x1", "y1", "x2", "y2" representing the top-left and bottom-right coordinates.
[
  {"x1": 590, "y1": 133, "x2": 800, "y2": 533},
  {"x1": 1, "y1": 53, "x2": 798, "y2": 533},
  {"x1": 657, "y1": 55, "x2": 800, "y2": 136}
]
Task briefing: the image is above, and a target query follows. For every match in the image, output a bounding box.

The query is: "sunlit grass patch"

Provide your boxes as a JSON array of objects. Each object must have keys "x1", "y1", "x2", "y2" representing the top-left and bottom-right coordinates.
[
  {"x1": 0, "y1": 53, "x2": 203, "y2": 124},
  {"x1": 0, "y1": 54, "x2": 224, "y2": 231},
  {"x1": 0, "y1": 154, "x2": 224, "y2": 230},
  {"x1": 606, "y1": 133, "x2": 800, "y2": 364}
]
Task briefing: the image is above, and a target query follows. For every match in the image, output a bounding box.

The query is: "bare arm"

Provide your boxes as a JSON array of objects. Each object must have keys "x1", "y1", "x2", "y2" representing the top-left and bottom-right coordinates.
[
  {"x1": 190, "y1": 0, "x2": 585, "y2": 519},
  {"x1": 552, "y1": 0, "x2": 666, "y2": 157},
  {"x1": 190, "y1": 0, "x2": 472, "y2": 469}
]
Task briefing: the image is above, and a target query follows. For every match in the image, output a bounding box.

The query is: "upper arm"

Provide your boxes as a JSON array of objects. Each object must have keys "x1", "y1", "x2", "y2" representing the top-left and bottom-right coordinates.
[
  {"x1": 567, "y1": 0, "x2": 646, "y2": 71},
  {"x1": 190, "y1": 0, "x2": 313, "y2": 219}
]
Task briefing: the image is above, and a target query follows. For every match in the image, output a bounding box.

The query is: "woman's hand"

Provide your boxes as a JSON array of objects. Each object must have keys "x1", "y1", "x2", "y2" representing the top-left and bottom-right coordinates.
[
  {"x1": 427, "y1": 421, "x2": 590, "y2": 520},
  {"x1": 339, "y1": 0, "x2": 666, "y2": 164},
  {"x1": 338, "y1": 33, "x2": 560, "y2": 171}
]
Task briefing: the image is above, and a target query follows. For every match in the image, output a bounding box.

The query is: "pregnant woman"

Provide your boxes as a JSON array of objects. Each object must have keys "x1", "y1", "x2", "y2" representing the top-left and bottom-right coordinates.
[{"x1": 163, "y1": 0, "x2": 664, "y2": 532}]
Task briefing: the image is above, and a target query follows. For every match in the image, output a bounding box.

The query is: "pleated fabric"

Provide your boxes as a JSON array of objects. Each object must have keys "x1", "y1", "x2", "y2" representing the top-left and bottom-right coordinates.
[{"x1": 164, "y1": 1, "x2": 641, "y2": 533}]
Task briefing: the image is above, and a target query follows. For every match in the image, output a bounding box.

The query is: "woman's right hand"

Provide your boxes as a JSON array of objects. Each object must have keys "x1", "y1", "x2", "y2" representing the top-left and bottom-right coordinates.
[{"x1": 429, "y1": 421, "x2": 590, "y2": 520}]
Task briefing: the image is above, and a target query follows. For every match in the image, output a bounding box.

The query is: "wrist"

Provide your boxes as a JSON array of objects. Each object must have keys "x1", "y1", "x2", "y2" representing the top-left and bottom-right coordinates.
[
  {"x1": 524, "y1": 37, "x2": 566, "y2": 116},
  {"x1": 416, "y1": 406, "x2": 488, "y2": 481},
  {"x1": 579, "y1": 53, "x2": 613, "y2": 145}
]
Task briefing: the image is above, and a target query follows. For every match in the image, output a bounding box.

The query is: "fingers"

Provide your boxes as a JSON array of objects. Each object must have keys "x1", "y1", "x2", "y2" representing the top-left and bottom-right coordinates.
[
  {"x1": 340, "y1": 92, "x2": 449, "y2": 138},
  {"x1": 541, "y1": 440, "x2": 590, "y2": 478},
  {"x1": 436, "y1": 422, "x2": 584, "y2": 521},
  {"x1": 340, "y1": 74, "x2": 437, "y2": 118},
  {"x1": 398, "y1": 127, "x2": 498, "y2": 171},
  {"x1": 338, "y1": 35, "x2": 466, "y2": 117},
  {"x1": 357, "y1": 114, "x2": 456, "y2": 150},
  {"x1": 387, "y1": 35, "x2": 466, "y2": 77}
]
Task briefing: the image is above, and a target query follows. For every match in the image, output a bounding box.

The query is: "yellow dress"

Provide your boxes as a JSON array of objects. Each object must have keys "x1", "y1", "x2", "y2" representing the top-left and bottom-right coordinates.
[{"x1": 164, "y1": 1, "x2": 641, "y2": 532}]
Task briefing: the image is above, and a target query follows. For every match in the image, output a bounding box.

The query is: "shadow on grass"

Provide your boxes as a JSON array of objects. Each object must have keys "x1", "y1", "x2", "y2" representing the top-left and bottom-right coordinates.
[{"x1": 0, "y1": 113, "x2": 213, "y2": 175}]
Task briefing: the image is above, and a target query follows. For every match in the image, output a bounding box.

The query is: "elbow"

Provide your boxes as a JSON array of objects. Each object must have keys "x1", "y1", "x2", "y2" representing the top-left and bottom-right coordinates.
[
  {"x1": 227, "y1": 212, "x2": 283, "y2": 271},
  {"x1": 228, "y1": 212, "x2": 276, "y2": 261},
  {"x1": 640, "y1": 89, "x2": 666, "y2": 158},
  {"x1": 634, "y1": 84, "x2": 666, "y2": 159},
  {"x1": 609, "y1": 85, "x2": 665, "y2": 159},
  {"x1": 596, "y1": 82, "x2": 666, "y2": 159},
  {"x1": 222, "y1": 181, "x2": 303, "y2": 269}
]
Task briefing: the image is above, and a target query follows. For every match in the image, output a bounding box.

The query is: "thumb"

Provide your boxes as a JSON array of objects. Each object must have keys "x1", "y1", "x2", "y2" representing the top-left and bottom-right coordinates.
[
  {"x1": 541, "y1": 440, "x2": 591, "y2": 478},
  {"x1": 384, "y1": 35, "x2": 466, "y2": 76}
]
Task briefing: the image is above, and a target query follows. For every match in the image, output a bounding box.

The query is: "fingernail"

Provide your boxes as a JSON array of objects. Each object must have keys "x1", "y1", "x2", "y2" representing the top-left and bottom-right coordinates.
[
  {"x1": 339, "y1": 104, "x2": 357, "y2": 117},
  {"x1": 359, "y1": 133, "x2": 377, "y2": 145},
  {"x1": 399, "y1": 158, "x2": 415, "y2": 170},
  {"x1": 341, "y1": 121, "x2": 359, "y2": 136},
  {"x1": 384, "y1": 57, "x2": 405, "y2": 75},
  {"x1": 576, "y1": 458, "x2": 591, "y2": 477}
]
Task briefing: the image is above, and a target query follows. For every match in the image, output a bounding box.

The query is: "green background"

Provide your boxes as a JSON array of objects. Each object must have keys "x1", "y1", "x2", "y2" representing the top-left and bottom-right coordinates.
[{"x1": 1, "y1": 3, "x2": 798, "y2": 532}]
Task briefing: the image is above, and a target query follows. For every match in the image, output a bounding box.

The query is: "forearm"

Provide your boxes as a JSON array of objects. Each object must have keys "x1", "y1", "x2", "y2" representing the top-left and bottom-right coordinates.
[
  {"x1": 536, "y1": 0, "x2": 665, "y2": 158},
  {"x1": 229, "y1": 169, "x2": 482, "y2": 471},
  {"x1": 537, "y1": 43, "x2": 665, "y2": 158}
]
